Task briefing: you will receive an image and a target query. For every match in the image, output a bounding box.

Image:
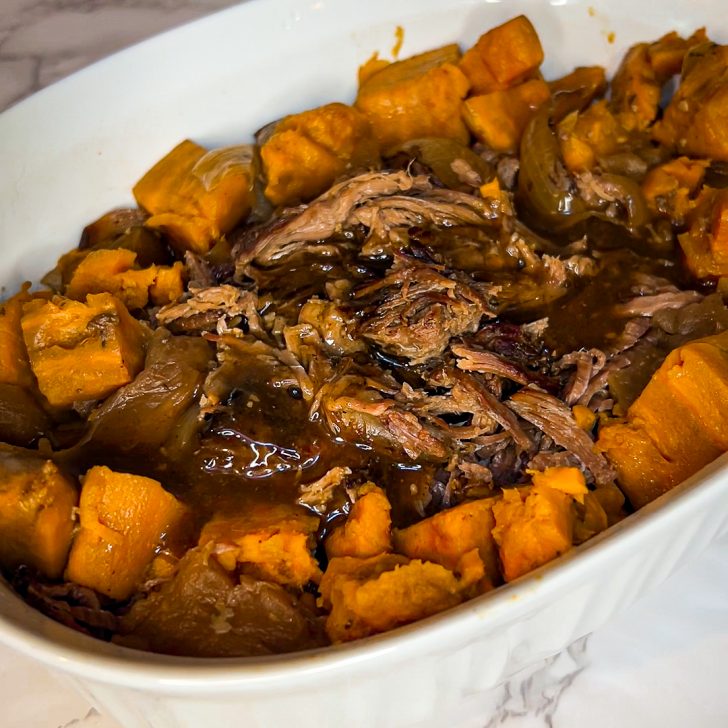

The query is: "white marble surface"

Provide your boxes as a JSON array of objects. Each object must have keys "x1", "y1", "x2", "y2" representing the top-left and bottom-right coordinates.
[{"x1": 1, "y1": 2, "x2": 727, "y2": 727}]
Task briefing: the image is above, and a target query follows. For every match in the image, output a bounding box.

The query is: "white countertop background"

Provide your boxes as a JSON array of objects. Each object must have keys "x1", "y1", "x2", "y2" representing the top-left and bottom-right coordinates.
[{"x1": 1, "y1": 2, "x2": 727, "y2": 726}]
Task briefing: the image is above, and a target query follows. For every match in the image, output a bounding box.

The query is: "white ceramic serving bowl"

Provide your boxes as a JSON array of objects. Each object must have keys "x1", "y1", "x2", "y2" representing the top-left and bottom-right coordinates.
[{"x1": 1, "y1": 1, "x2": 727, "y2": 726}]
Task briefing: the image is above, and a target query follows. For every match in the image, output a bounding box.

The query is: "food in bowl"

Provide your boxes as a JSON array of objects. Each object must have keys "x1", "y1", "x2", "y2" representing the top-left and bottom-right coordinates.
[{"x1": 1, "y1": 14, "x2": 728, "y2": 657}]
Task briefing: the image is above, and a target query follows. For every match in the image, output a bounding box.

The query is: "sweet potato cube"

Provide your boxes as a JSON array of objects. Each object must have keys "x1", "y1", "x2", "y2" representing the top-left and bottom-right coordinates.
[
  {"x1": 597, "y1": 422, "x2": 684, "y2": 509},
  {"x1": 598, "y1": 331, "x2": 728, "y2": 509},
  {"x1": 528, "y1": 467, "x2": 588, "y2": 502},
  {"x1": 355, "y1": 44, "x2": 470, "y2": 150},
  {"x1": 548, "y1": 66, "x2": 607, "y2": 107},
  {"x1": 492, "y1": 484, "x2": 574, "y2": 582},
  {"x1": 149, "y1": 262, "x2": 185, "y2": 306},
  {"x1": 460, "y1": 15, "x2": 544, "y2": 94},
  {"x1": 133, "y1": 140, "x2": 254, "y2": 254},
  {"x1": 199, "y1": 503, "x2": 322, "y2": 587},
  {"x1": 653, "y1": 43, "x2": 728, "y2": 161},
  {"x1": 66, "y1": 249, "x2": 157, "y2": 310},
  {"x1": 0, "y1": 447, "x2": 77, "y2": 579},
  {"x1": 642, "y1": 157, "x2": 708, "y2": 221},
  {"x1": 647, "y1": 29, "x2": 708, "y2": 80},
  {"x1": 65, "y1": 248, "x2": 185, "y2": 309},
  {"x1": 709, "y1": 190, "x2": 728, "y2": 265},
  {"x1": 318, "y1": 553, "x2": 409, "y2": 608},
  {"x1": 463, "y1": 78, "x2": 550, "y2": 152},
  {"x1": 393, "y1": 497, "x2": 500, "y2": 585},
  {"x1": 679, "y1": 189, "x2": 728, "y2": 278},
  {"x1": 21, "y1": 293, "x2": 146, "y2": 408},
  {"x1": 323, "y1": 557, "x2": 480, "y2": 643},
  {"x1": 628, "y1": 360, "x2": 722, "y2": 471},
  {"x1": 610, "y1": 43, "x2": 660, "y2": 131},
  {"x1": 661, "y1": 335, "x2": 728, "y2": 450},
  {"x1": 558, "y1": 101, "x2": 625, "y2": 173},
  {"x1": 65, "y1": 466, "x2": 189, "y2": 599},
  {"x1": 261, "y1": 102, "x2": 379, "y2": 207},
  {"x1": 0, "y1": 288, "x2": 35, "y2": 390},
  {"x1": 325, "y1": 484, "x2": 392, "y2": 559}
]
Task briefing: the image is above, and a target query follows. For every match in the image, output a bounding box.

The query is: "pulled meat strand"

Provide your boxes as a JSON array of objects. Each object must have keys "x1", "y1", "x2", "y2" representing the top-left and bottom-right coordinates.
[
  {"x1": 613, "y1": 290, "x2": 703, "y2": 318},
  {"x1": 235, "y1": 171, "x2": 433, "y2": 267},
  {"x1": 508, "y1": 386, "x2": 616, "y2": 486}
]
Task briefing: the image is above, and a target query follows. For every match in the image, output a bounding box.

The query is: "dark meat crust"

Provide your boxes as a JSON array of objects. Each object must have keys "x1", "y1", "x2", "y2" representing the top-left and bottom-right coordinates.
[{"x1": 355, "y1": 258, "x2": 494, "y2": 364}]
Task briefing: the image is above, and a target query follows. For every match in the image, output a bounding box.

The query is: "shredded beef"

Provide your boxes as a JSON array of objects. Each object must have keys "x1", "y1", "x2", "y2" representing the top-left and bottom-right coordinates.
[
  {"x1": 508, "y1": 386, "x2": 616, "y2": 486},
  {"x1": 356, "y1": 259, "x2": 492, "y2": 364}
]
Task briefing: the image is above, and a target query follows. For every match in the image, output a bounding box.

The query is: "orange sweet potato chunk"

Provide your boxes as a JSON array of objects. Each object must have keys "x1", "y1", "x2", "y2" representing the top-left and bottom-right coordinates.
[
  {"x1": 460, "y1": 15, "x2": 544, "y2": 95},
  {"x1": 491, "y1": 484, "x2": 574, "y2": 582},
  {"x1": 65, "y1": 248, "x2": 185, "y2": 309},
  {"x1": 463, "y1": 78, "x2": 550, "y2": 152},
  {"x1": 597, "y1": 422, "x2": 684, "y2": 509},
  {"x1": 610, "y1": 43, "x2": 660, "y2": 131},
  {"x1": 641, "y1": 157, "x2": 708, "y2": 222},
  {"x1": 0, "y1": 287, "x2": 35, "y2": 390},
  {"x1": 710, "y1": 190, "x2": 728, "y2": 266},
  {"x1": 65, "y1": 466, "x2": 189, "y2": 600},
  {"x1": 647, "y1": 29, "x2": 708, "y2": 80},
  {"x1": 653, "y1": 43, "x2": 728, "y2": 161},
  {"x1": 355, "y1": 44, "x2": 470, "y2": 150},
  {"x1": 325, "y1": 484, "x2": 392, "y2": 559},
  {"x1": 133, "y1": 140, "x2": 254, "y2": 254},
  {"x1": 148, "y1": 262, "x2": 186, "y2": 306},
  {"x1": 261, "y1": 102, "x2": 379, "y2": 207},
  {"x1": 528, "y1": 467, "x2": 588, "y2": 501},
  {"x1": 661, "y1": 334, "x2": 728, "y2": 450},
  {"x1": 392, "y1": 497, "x2": 500, "y2": 586},
  {"x1": 558, "y1": 101, "x2": 626, "y2": 173},
  {"x1": 628, "y1": 358, "x2": 722, "y2": 471},
  {"x1": 548, "y1": 66, "x2": 607, "y2": 105},
  {"x1": 318, "y1": 553, "x2": 409, "y2": 608},
  {"x1": 598, "y1": 331, "x2": 728, "y2": 509},
  {"x1": 66, "y1": 248, "x2": 155, "y2": 310},
  {"x1": 322, "y1": 556, "x2": 481, "y2": 643},
  {"x1": 21, "y1": 293, "x2": 146, "y2": 408},
  {"x1": 679, "y1": 189, "x2": 728, "y2": 278},
  {"x1": 199, "y1": 503, "x2": 322, "y2": 588},
  {"x1": 0, "y1": 446, "x2": 77, "y2": 579}
]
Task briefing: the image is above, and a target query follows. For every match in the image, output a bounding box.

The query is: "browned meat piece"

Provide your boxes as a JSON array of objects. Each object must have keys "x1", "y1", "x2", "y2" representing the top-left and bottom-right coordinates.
[
  {"x1": 235, "y1": 169, "x2": 502, "y2": 270},
  {"x1": 461, "y1": 323, "x2": 560, "y2": 394},
  {"x1": 297, "y1": 466, "x2": 353, "y2": 514},
  {"x1": 235, "y1": 171, "x2": 433, "y2": 267},
  {"x1": 497, "y1": 155, "x2": 520, "y2": 190},
  {"x1": 606, "y1": 318, "x2": 651, "y2": 355},
  {"x1": 559, "y1": 349, "x2": 607, "y2": 405},
  {"x1": 352, "y1": 187, "x2": 500, "y2": 256},
  {"x1": 442, "y1": 370, "x2": 533, "y2": 451},
  {"x1": 508, "y1": 386, "x2": 615, "y2": 486},
  {"x1": 613, "y1": 290, "x2": 703, "y2": 318},
  {"x1": 356, "y1": 260, "x2": 492, "y2": 363},
  {"x1": 313, "y1": 374, "x2": 451, "y2": 462},
  {"x1": 296, "y1": 299, "x2": 366, "y2": 357},
  {"x1": 17, "y1": 577, "x2": 118, "y2": 637},
  {"x1": 191, "y1": 336, "x2": 336, "y2": 492},
  {"x1": 452, "y1": 344, "x2": 530, "y2": 385},
  {"x1": 156, "y1": 285, "x2": 265, "y2": 336}
]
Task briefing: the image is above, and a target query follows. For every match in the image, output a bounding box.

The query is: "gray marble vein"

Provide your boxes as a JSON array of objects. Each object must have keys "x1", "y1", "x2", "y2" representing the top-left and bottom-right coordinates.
[{"x1": 482, "y1": 638, "x2": 589, "y2": 728}]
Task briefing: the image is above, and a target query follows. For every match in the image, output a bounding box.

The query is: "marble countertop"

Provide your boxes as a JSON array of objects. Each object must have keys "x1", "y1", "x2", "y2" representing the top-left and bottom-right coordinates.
[{"x1": 1, "y1": 2, "x2": 727, "y2": 726}]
